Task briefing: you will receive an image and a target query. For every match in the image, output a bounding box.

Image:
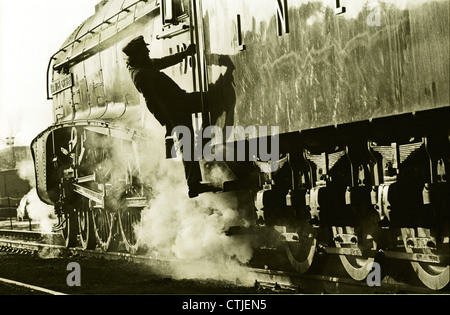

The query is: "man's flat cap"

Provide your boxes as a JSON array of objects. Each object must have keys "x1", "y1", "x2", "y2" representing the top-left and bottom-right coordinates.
[{"x1": 122, "y1": 35, "x2": 149, "y2": 56}]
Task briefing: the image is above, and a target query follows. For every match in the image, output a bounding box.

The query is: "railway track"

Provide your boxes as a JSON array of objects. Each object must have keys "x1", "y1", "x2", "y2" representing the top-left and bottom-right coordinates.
[
  {"x1": 0, "y1": 276, "x2": 66, "y2": 295},
  {"x1": 0, "y1": 229, "x2": 445, "y2": 294}
]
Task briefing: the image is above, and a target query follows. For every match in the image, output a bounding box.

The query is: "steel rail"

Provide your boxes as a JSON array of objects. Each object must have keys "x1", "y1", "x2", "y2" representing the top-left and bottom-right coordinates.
[
  {"x1": 0, "y1": 277, "x2": 67, "y2": 295},
  {"x1": 0, "y1": 231, "x2": 443, "y2": 294}
]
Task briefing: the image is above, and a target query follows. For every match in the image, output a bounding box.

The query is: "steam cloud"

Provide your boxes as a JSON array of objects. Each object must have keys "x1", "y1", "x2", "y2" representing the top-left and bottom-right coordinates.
[
  {"x1": 133, "y1": 112, "x2": 256, "y2": 282},
  {"x1": 16, "y1": 107, "x2": 256, "y2": 282},
  {"x1": 17, "y1": 159, "x2": 57, "y2": 233}
]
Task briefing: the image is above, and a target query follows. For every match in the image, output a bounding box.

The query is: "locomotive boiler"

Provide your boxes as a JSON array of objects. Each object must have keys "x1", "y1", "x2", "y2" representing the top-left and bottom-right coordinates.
[{"x1": 31, "y1": 0, "x2": 449, "y2": 290}]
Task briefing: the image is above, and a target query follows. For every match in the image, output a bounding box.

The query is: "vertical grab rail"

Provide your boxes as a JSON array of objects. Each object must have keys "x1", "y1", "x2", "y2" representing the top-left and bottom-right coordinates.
[
  {"x1": 191, "y1": 0, "x2": 210, "y2": 128},
  {"x1": 46, "y1": 54, "x2": 58, "y2": 100},
  {"x1": 188, "y1": 0, "x2": 197, "y2": 92}
]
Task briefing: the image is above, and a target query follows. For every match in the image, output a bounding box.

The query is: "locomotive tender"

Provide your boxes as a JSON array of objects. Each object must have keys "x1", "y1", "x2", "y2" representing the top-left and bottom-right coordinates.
[{"x1": 31, "y1": 0, "x2": 449, "y2": 290}]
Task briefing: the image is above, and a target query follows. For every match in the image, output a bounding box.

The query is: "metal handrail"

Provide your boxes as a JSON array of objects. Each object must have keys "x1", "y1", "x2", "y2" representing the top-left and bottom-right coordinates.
[
  {"x1": 46, "y1": 0, "x2": 155, "y2": 100},
  {"x1": 156, "y1": 23, "x2": 190, "y2": 40},
  {"x1": 46, "y1": 55, "x2": 58, "y2": 100}
]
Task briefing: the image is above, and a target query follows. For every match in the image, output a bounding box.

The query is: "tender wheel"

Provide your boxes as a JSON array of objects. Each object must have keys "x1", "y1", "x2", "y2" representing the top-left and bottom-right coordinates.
[
  {"x1": 333, "y1": 226, "x2": 377, "y2": 281},
  {"x1": 92, "y1": 207, "x2": 119, "y2": 252},
  {"x1": 285, "y1": 222, "x2": 317, "y2": 273},
  {"x1": 401, "y1": 227, "x2": 449, "y2": 290},
  {"x1": 77, "y1": 198, "x2": 96, "y2": 250},
  {"x1": 61, "y1": 209, "x2": 78, "y2": 248},
  {"x1": 118, "y1": 207, "x2": 142, "y2": 255}
]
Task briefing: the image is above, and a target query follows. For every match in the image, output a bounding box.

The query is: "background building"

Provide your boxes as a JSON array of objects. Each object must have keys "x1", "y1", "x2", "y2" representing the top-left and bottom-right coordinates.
[{"x1": 0, "y1": 140, "x2": 32, "y2": 217}]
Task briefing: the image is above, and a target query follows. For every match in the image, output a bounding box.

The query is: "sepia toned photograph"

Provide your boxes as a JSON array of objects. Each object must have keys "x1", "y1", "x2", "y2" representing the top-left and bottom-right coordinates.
[{"x1": 0, "y1": 0, "x2": 448, "y2": 301}]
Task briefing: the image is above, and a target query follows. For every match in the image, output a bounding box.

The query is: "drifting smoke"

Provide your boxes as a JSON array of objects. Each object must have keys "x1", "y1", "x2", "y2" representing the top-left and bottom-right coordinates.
[
  {"x1": 129, "y1": 111, "x2": 256, "y2": 282},
  {"x1": 14, "y1": 107, "x2": 257, "y2": 281},
  {"x1": 17, "y1": 159, "x2": 57, "y2": 232},
  {"x1": 17, "y1": 159, "x2": 35, "y2": 184}
]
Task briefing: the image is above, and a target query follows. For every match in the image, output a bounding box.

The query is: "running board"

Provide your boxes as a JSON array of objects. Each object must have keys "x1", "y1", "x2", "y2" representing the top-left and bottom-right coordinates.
[
  {"x1": 73, "y1": 184, "x2": 104, "y2": 206},
  {"x1": 126, "y1": 197, "x2": 148, "y2": 208},
  {"x1": 77, "y1": 174, "x2": 96, "y2": 183},
  {"x1": 73, "y1": 184, "x2": 147, "y2": 209}
]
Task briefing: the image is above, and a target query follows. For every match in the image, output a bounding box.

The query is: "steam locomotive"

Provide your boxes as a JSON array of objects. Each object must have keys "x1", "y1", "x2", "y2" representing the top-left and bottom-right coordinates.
[{"x1": 31, "y1": 0, "x2": 449, "y2": 290}]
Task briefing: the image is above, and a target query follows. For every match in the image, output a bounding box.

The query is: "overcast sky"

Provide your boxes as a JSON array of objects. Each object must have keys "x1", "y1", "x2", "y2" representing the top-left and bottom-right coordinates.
[{"x1": 0, "y1": 0, "x2": 99, "y2": 149}]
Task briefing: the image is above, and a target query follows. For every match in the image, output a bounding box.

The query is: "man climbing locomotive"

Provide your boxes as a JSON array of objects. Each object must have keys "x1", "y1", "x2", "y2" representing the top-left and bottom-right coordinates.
[{"x1": 122, "y1": 35, "x2": 215, "y2": 198}]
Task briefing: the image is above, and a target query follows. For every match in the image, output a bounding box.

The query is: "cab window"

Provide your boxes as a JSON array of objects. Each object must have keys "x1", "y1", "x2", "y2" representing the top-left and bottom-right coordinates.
[{"x1": 162, "y1": 0, "x2": 189, "y2": 24}]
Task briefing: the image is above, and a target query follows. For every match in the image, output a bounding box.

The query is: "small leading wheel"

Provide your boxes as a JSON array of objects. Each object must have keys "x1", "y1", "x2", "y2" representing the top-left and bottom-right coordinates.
[
  {"x1": 401, "y1": 227, "x2": 449, "y2": 290},
  {"x1": 285, "y1": 222, "x2": 318, "y2": 273},
  {"x1": 118, "y1": 206, "x2": 142, "y2": 255},
  {"x1": 77, "y1": 198, "x2": 96, "y2": 250},
  {"x1": 333, "y1": 226, "x2": 377, "y2": 281},
  {"x1": 61, "y1": 209, "x2": 78, "y2": 248},
  {"x1": 92, "y1": 207, "x2": 119, "y2": 252}
]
